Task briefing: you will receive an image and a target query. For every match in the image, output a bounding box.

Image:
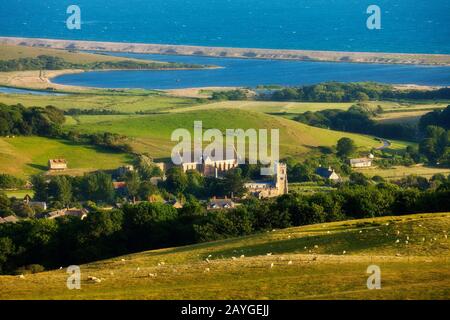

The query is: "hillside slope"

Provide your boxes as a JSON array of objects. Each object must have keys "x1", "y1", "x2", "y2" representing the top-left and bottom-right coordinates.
[
  {"x1": 1, "y1": 212, "x2": 449, "y2": 299},
  {"x1": 65, "y1": 109, "x2": 386, "y2": 158}
]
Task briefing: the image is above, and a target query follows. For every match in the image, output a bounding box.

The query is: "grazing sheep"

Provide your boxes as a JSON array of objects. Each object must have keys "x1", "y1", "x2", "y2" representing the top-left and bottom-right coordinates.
[
  {"x1": 231, "y1": 256, "x2": 237, "y2": 260},
  {"x1": 240, "y1": 255, "x2": 245, "y2": 259},
  {"x1": 19, "y1": 274, "x2": 25, "y2": 279},
  {"x1": 288, "y1": 261, "x2": 293, "y2": 265},
  {"x1": 405, "y1": 240, "x2": 409, "y2": 244},
  {"x1": 270, "y1": 263, "x2": 274, "y2": 269},
  {"x1": 148, "y1": 273, "x2": 157, "y2": 278},
  {"x1": 88, "y1": 276, "x2": 101, "y2": 283},
  {"x1": 204, "y1": 268, "x2": 210, "y2": 273},
  {"x1": 205, "y1": 258, "x2": 210, "y2": 263},
  {"x1": 266, "y1": 253, "x2": 272, "y2": 256},
  {"x1": 342, "y1": 250, "x2": 346, "y2": 255},
  {"x1": 395, "y1": 239, "x2": 400, "y2": 243},
  {"x1": 314, "y1": 245, "x2": 319, "y2": 249}
]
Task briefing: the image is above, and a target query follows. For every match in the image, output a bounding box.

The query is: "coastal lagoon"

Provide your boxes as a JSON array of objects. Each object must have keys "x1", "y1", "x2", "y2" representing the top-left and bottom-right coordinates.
[{"x1": 52, "y1": 53, "x2": 450, "y2": 90}]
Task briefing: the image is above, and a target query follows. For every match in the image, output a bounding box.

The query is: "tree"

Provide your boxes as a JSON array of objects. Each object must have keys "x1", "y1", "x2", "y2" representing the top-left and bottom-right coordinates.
[
  {"x1": 0, "y1": 192, "x2": 13, "y2": 218},
  {"x1": 222, "y1": 168, "x2": 246, "y2": 197},
  {"x1": 48, "y1": 176, "x2": 72, "y2": 206},
  {"x1": 81, "y1": 172, "x2": 115, "y2": 203},
  {"x1": 165, "y1": 167, "x2": 188, "y2": 194},
  {"x1": 0, "y1": 237, "x2": 15, "y2": 274},
  {"x1": 32, "y1": 175, "x2": 48, "y2": 202},
  {"x1": 125, "y1": 171, "x2": 141, "y2": 201},
  {"x1": 336, "y1": 137, "x2": 356, "y2": 158}
]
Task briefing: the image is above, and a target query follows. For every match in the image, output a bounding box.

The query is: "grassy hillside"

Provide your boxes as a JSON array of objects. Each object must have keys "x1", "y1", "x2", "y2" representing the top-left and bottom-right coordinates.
[
  {"x1": 0, "y1": 92, "x2": 200, "y2": 113},
  {"x1": 0, "y1": 136, "x2": 132, "y2": 178},
  {"x1": 64, "y1": 109, "x2": 387, "y2": 159},
  {"x1": 1, "y1": 212, "x2": 448, "y2": 299}
]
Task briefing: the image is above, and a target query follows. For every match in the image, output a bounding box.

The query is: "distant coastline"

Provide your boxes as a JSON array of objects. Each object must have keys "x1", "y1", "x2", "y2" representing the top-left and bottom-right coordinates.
[{"x1": 2, "y1": 36, "x2": 450, "y2": 66}]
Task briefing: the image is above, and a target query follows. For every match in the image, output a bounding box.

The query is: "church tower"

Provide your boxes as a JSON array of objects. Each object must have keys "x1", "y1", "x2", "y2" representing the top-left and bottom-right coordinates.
[{"x1": 275, "y1": 163, "x2": 288, "y2": 195}]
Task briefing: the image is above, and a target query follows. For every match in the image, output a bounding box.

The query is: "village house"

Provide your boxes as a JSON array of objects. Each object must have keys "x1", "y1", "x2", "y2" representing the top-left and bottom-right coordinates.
[
  {"x1": 45, "y1": 208, "x2": 88, "y2": 220},
  {"x1": 117, "y1": 165, "x2": 135, "y2": 176},
  {"x1": 207, "y1": 197, "x2": 237, "y2": 210},
  {"x1": 349, "y1": 156, "x2": 373, "y2": 168},
  {"x1": 48, "y1": 159, "x2": 68, "y2": 171},
  {"x1": 23, "y1": 194, "x2": 47, "y2": 211},
  {"x1": 315, "y1": 167, "x2": 341, "y2": 182}
]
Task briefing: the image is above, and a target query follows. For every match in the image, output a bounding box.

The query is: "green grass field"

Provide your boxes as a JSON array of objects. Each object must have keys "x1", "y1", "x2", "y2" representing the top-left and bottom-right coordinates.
[
  {"x1": 168, "y1": 100, "x2": 447, "y2": 115},
  {"x1": 1, "y1": 189, "x2": 34, "y2": 199},
  {"x1": 355, "y1": 165, "x2": 450, "y2": 180},
  {"x1": 0, "y1": 92, "x2": 201, "y2": 113},
  {"x1": 0, "y1": 136, "x2": 132, "y2": 179},
  {"x1": 1, "y1": 212, "x2": 448, "y2": 299},
  {"x1": 64, "y1": 109, "x2": 388, "y2": 159}
]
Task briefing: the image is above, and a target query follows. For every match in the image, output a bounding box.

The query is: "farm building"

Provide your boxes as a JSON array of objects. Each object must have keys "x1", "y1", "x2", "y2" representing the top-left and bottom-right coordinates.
[
  {"x1": 315, "y1": 167, "x2": 341, "y2": 181},
  {"x1": 48, "y1": 159, "x2": 68, "y2": 171},
  {"x1": 349, "y1": 157, "x2": 373, "y2": 168}
]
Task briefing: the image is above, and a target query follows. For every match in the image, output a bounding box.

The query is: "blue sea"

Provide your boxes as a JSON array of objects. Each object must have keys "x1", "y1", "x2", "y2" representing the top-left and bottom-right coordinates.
[{"x1": 0, "y1": 0, "x2": 449, "y2": 54}]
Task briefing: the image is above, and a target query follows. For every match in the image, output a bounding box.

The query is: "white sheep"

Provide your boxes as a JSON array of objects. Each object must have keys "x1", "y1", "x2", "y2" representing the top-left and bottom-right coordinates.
[{"x1": 288, "y1": 261, "x2": 293, "y2": 265}]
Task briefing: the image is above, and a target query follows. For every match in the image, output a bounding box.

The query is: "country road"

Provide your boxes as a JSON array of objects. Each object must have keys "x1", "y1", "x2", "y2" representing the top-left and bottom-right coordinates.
[{"x1": 376, "y1": 138, "x2": 392, "y2": 150}]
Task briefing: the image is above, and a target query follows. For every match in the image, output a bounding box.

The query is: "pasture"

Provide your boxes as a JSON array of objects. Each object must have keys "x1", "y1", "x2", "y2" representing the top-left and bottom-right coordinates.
[
  {"x1": 64, "y1": 109, "x2": 387, "y2": 159},
  {"x1": 355, "y1": 165, "x2": 450, "y2": 180},
  {"x1": 1, "y1": 212, "x2": 448, "y2": 299},
  {"x1": 0, "y1": 136, "x2": 132, "y2": 179}
]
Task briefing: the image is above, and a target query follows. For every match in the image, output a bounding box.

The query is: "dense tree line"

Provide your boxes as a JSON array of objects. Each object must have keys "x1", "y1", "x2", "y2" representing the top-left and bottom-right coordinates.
[
  {"x1": 0, "y1": 103, "x2": 65, "y2": 136},
  {"x1": 0, "y1": 55, "x2": 204, "y2": 72},
  {"x1": 0, "y1": 174, "x2": 25, "y2": 189},
  {"x1": 262, "y1": 82, "x2": 450, "y2": 102},
  {"x1": 1, "y1": 179, "x2": 450, "y2": 274},
  {"x1": 0, "y1": 103, "x2": 133, "y2": 153},
  {"x1": 294, "y1": 104, "x2": 417, "y2": 141},
  {"x1": 211, "y1": 90, "x2": 249, "y2": 101}
]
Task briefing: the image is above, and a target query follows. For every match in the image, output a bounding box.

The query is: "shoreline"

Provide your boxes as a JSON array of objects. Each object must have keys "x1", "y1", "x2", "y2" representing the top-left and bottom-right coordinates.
[{"x1": 2, "y1": 36, "x2": 450, "y2": 66}]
